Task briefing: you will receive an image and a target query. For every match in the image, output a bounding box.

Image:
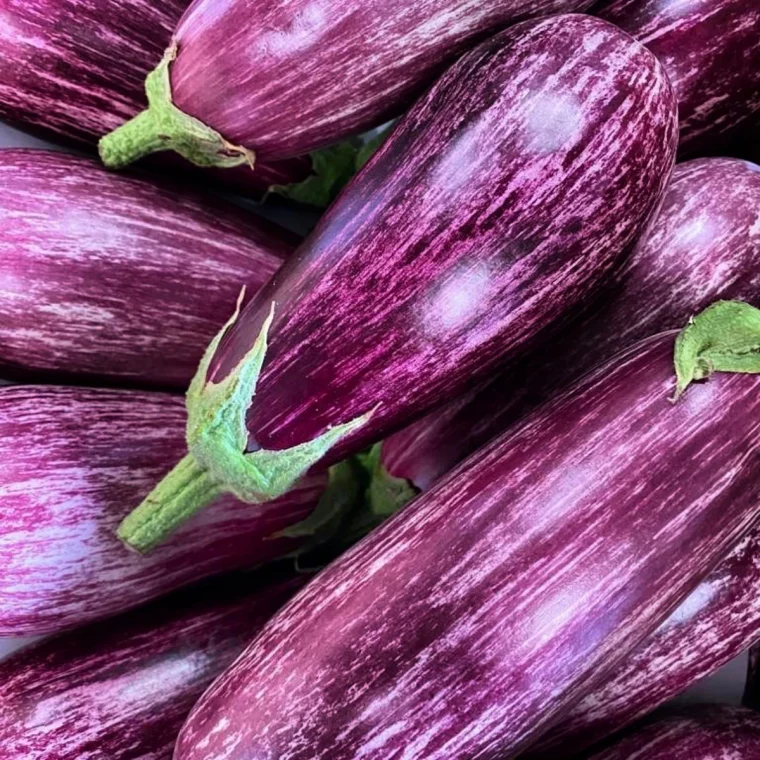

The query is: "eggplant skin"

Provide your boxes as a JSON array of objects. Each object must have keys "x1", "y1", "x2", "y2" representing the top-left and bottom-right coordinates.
[
  {"x1": 0, "y1": 573, "x2": 306, "y2": 760},
  {"x1": 527, "y1": 527, "x2": 760, "y2": 757},
  {"x1": 172, "y1": 0, "x2": 597, "y2": 162},
  {"x1": 382, "y1": 158, "x2": 760, "y2": 491},
  {"x1": 208, "y1": 14, "x2": 678, "y2": 464},
  {"x1": 0, "y1": 385, "x2": 324, "y2": 637},
  {"x1": 593, "y1": 0, "x2": 760, "y2": 155},
  {"x1": 0, "y1": 149, "x2": 295, "y2": 390},
  {"x1": 174, "y1": 334, "x2": 760, "y2": 760},
  {"x1": 587, "y1": 706, "x2": 760, "y2": 759}
]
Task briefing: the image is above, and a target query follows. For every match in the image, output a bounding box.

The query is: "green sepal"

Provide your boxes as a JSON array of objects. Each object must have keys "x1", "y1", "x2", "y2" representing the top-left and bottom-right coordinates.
[
  {"x1": 99, "y1": 44, "x2": 254, "y2": 171},
  {"x1": 116, "y1": 291, "x2": 375, "y2": 553},
  {"x1": 673, "y1": 300, "x2": 760, "y2": 400}
]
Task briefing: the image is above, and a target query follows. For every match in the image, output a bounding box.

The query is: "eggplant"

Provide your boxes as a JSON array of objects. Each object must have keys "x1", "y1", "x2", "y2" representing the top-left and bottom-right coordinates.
[
  {"x1": 0, "y1": 572, "x2": 306, "y2": 760},
  {"x1": 99, "y1": 0, "x2": 601, "y2": 170},
  {"x1": 0, "y1": 149, "x2": 295, "y2": 390},
  {"x1": 0, "y1": 384, "x2": 326, "y2": 637},
  {"x1": 585, "y1": 706, "x2": 760, "y2": 759},
  {"x1": 526, "y1": 527, "x2": 760, "y2": 757},
  {"x1": 381, "y1": 157, "x2": 760, "y2": 494},
  {"x1": 593, "y1": 0, "x2": 760, "y2": 156},
  {"x1": 0, "y1": 0, "x2": 307, "y2": 192},
  {"x1": 117, "y1": 14, "x2": 678, "y2": 554},
  {"x1": 173, "y1": 304, "x2": 760, "y2": 760}
]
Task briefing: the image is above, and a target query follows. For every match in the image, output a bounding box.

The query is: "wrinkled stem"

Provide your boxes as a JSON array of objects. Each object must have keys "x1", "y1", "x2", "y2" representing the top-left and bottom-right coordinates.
[
  {"x1": 117, "y1": 454, "x2": 222, "y2": 554},
  {"x1": 99, "y1": 109, "x2": 172, "y2": 169}
]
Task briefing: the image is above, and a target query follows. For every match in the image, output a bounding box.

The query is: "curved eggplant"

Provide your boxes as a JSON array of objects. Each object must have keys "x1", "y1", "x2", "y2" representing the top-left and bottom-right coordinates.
[
  {"x1": 0, "y1": 149, "x2": 295, "y2": 390},
  {"x1": 173, "y1": 310, "x2": 760, "y2": 760},
  {"x1": 0, "y1": 385, "x2": 324, "y2": 636},
  {"x1": 118, "y1": 14, "x2": 678, "y2": 554}
]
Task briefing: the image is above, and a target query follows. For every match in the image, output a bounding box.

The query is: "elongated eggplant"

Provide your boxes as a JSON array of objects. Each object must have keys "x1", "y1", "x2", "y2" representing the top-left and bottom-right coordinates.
[
  {"x1": 0, "y1": 0, "x2": 307, "y2": 192},
  {"x1": 0, "y1": 572, "x2": 306, "y2": 760},
  {"x1": 99, "y1": 0, "x2": 603, "y2": 170},
  {"x1": 593, "y1": 0, "x2": 760, "y2": 155},
  {"x1": 382, "y1": 157, "x2": 760, "y2": 494},
  {"x1": 526, "y1": 527, "x2": 760, "y2": 757},
  {"x1": 586, "y1": 706, "x2": 760, "y2": 759},
  {"x1": 118, "y1": 14, "x2": 678, "y2": 554},
  {"x1": 0, "y1": 385, "x2": 325, "y2": 637},
  {"x1": 0, "y1": 149, "x2": 296, "y2": 390},
  {"x1": 173, "y1": 305, "x2": 760, "y2": 760}
]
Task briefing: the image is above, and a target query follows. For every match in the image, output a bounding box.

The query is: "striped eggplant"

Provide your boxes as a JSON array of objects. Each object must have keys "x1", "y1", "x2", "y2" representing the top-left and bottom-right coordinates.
[
  {"x1": 0, "y1": 572, "x2": 306, "y2": 760},
  {"x1": 117, "y1": 14, "x2": 678, "y2": 554},
  {"x1": 0, "y1": 0, "x2": 307, "y2": 192},
  {"x1": 525, "y1": 527, "x2": 760, "y2": 757},
  {"x1": 593, "y1": 0, "x2": 760, "y2": 156},
  {"x1": 0, "y1": 384, "x2": 326, "y2": 637},
  {"x1": 586, "y1": 706, "x2": 760, "y2": 759},
  {"x1": 0, "y1": 149, "x2": 296, "y2": 390},
  {"x1": 380, "y1": 157, "x2": 760, "y2": 495},
  {"x1": 98, "y1": 0, "x2": 600, "y2": 170},
  {"x1": 173, "y1": 306, "x2": 760, "y2": 760}
]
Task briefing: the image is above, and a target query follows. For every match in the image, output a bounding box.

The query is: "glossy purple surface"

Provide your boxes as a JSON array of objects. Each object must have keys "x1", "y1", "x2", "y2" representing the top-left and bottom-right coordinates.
[
  {"x1": 0, "y1": 573, "x2": 306, "y2": 759},
  {"x1": 0, "y1": 149, "x2": 295, "y2": 390},
  {"x1": 527, "y1": 527, "x2": 760, "y2": 757},
  {"x1": 172, "y1": 0, "x2": 597, "y2": 162},
  {"x1": 593, "y1": 0, "x2": 760, "y2": 155},
  {"x1": 0, "y1": 385, "x2": 324, "y2": 636},
  {"x1": 586, "y1": 706, "x2": 760, "y2": 759},
  {"x1": 0, "y1": 0, "x2": 307, "y2": 190},
  {"x1": 208, "y1": 15, "x2": 677, "y2": 464},
  {"x1": 175, "y1": 334, "x2": 760, "y2": 760},
  {"x1": 383, "y1": 158, "x2": 760, "y2": 491}
]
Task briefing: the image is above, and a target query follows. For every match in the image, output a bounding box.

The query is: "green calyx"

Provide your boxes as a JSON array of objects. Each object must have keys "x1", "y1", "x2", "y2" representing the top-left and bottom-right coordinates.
[
  {"x1": 673, "y1": 300, "x2": 760, "y2": 400},
  {"x1": 98, "y1": 44, "x2": 254, "y2": 171},
  {"x1": 117, "y1": 290, "x2": 374, "y2": 554}
]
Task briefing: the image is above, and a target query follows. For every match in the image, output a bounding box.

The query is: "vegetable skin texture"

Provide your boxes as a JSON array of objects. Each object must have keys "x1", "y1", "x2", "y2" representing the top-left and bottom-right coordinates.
[
  {"x1": 383, "y1": 157, "x2": 760, "y2": 492},
  {"x1": 586, "y1": 706, "x2": 760, "y2": 759},
  {"x1": 0, "y1": 0, "x2": 308, "y2": 192},
  {"x1": 174, "y1": 331, "x2": 760, "y2": 760},
  {"x1": 120, "y1": 14, "x2": 678, "y2": 552},
  {"x1": 0, "y1": 149, "x2": 295, "y2": 390},
  {"x1": 526, "y1": 527, "x2": 760, "y2": 757},
  {"x1": 593, "y1": 0, "x2": 760, "y2": 156},
  {"x1": 0, "y1": 572, "x2": 306, "y2": 760},
  {"x1": 100, "y1": 0, "x2": 600, "y2": 169},
  {"x1": 0, "y1": 385, "x2": 324, "y2": 637}
]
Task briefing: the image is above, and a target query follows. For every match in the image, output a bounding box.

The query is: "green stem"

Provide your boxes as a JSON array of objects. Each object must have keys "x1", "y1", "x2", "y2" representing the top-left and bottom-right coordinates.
[
  {"x1": 98, "y1": 44, "x2": 254, "y2": 171},
  {"x1": 117, "y1": 454, "x2": 222, "y2": 554}
]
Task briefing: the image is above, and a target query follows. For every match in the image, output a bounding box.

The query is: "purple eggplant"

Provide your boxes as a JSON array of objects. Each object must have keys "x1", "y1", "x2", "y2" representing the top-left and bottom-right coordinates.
[
  {"x1": 99, "y1": 0, "x2": 601, "y2": 170},
  {"x1": 173, "y1": 306, "x2": 760, "y2": 760},
  {"x1": 593, "y1": 0, "x2": 760, "y2": 156},
  {"x1": 0, "y1": 0, "x2": 307, "y2": 192},
  {"x1": 382, "y1": 157, "x2": 760, "y2": 494},
  {"x1": 0, "y1": 572, "x2": 306, "y2": 760},
  {"x1": 0, "y1": 149, "x2": 297, "y2": 390},
  {"x1": 526, "y1": 527, "x2": 760, "y2": 757},
  {"x1": 585, "y1": 706, "x2": 760, "y2": 759},
  {"x1": 0, "y1": 384, "x2": 326, "y2": 637},
  {"x1": 117, "y1": 14, "x2": 678, "y2": 554}
]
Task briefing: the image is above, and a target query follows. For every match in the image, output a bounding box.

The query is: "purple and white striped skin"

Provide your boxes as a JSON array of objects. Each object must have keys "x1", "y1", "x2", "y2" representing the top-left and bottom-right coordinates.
[
  {"x1": 585, "y1": 706, "x2": 760, "y2": 759},
  {"x1": 0, "y1": 572, "x2": 307, "y2": 760},
  {"x1": 0, "y1": 149, "x2": 297, "y2": 390},
  {"x1": 174, "y1": 331, "x2": 760, "y2": 760},
  {"x1": 0, "y1": 384, "x2": 325, "y2": 637},
  {"x1": 525, "y1": 528, "x2": 760, "y2": 757},
  {"x1": 101, "y1": 0, "x2": 599, "y2": 169},
  {"x1": 593, "y1": 0, "x2": 760, "y2": 156},
  {"x1": 382, "y1": 158, "x2": 760, "y2": 492},
  {"x1": 0, "y1": 0, "x2": 308, "y2": 191},
  {"x1": 121, "y1": 15, "x2": 678, "y2": 553}
]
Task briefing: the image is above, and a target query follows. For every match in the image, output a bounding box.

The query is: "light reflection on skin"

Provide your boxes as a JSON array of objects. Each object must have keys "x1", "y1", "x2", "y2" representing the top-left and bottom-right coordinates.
[
  {"x1": 429, "y1": 118, "x2": 493, "y2": 199},
  {"x1": 520, "y1": 91, "x2": 584, "y2": 156},
  {"x1": 659, "y1": 0, "x2": 705, "y2": 17},
  {"x1": 421, "y1": 263, "x2": 491, "y2": 339},
  {"x1": 256, "y1": 2, "x2": 329, "y2": 57}
]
